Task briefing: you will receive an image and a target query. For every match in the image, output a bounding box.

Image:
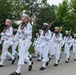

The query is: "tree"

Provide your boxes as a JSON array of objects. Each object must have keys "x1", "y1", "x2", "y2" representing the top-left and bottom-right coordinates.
[
  {"x1": 32, "y1": 4, "x2": 57, "y2": 37},
  {"x1": 56, "y1": 0, "x2": 76, "y2": 34},
  {"x1": 0, "y1": 0, "x2": 48, "y2": 32},
  {"x1": 0, "y1": 0, "x2": 24, "y2": 32},
  {"x1": 69, "y1": 0, "x2": 76, "y2": 33}
]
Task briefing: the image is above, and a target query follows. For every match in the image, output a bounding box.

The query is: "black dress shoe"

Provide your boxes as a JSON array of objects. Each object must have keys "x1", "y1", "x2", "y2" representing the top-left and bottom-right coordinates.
[
  {"x1": 12, "y1": 57, "x2": 16, "y2": 64},
  {"x1": 18, "y1": 56, "x2": 19, "y2": 59},
  {"x1": 60, "y1": 56, "x2": 61, "y2": 59},
  {"x1": 28, "y1": 62, "x2": 33, "y2": 71},
  {"x1": 65, "y1": 61, "x2": 68, "y2": 63},
  {"x1": 28, "y1": 65, "x2": 32, "y2": 71},
  {"x1": 24, "y1": 62, "x2": 27, "y2": 64},
  {"x1": 74, "y1": 59, "x2": 76, "y2": 61},
  {"x1": 40, "y1": 67, "x2": 45, "y2": 70},
  {"x1": 10, "y1": 72, "x2": 21, "y2": 75},
  {"x1": 33, "y1": 56, "x2": 37, "y2": 58},
  {"x1": 38, "y1": 54, "x2": 39, "y2": 57},
  {"x1": 29, "y1": 57, "x2": 32, "y2": 61},
  {"x1": 31, "y1": 62, "x2": 33, "y2": 65},
  {"x1": 68, "y1": 58, "x2": 70, "y2": 61},
  {"x1": 58, "y1": 59, "x2": 60, "y2": 63},
  {"x1": 0, "y1": 65, "x2": 4, "y2": 67},
  {"x1": 8, "y1": 58, "x2": 12, "y2": 61},
  {"x1": 37, "y1": 59, "x2": 41, "y2": 61},
  {"x1": 46, "y1": 62, "x2": 49, "y2": 66},
  {"x1": 49, "y1": 58, "x2": 52, "y2": 61},
  {"x1": 54, "y1": 63, "x2": 58, "y2": 66}
]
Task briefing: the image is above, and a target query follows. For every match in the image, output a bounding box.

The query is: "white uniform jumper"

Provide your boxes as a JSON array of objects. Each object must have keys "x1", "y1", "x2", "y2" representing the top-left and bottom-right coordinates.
[
  {"x1": 72, "y1": 38, "x2": 76, "y2": 60},
  {"x1": 63, "y1": 36, "x2": 72, "y2": 62},
  {"x1": 33, "y1": 36, "x2": 41, "y2": 57},
  {"x1": 0, "y1": 26, "x2": 15, "y2": 65},
  {"x1": 39, "y1": 30, "x2": 51, "y2": 68},
  {"x1": 51, "y1": 33, "x2": 62, "y2": 65},
  {"x1": 11, "y1": 34, "x2": 19, "y2": 56},
  {"x1": 15, "y1": 22, "x2": 32, "y2": 73}
]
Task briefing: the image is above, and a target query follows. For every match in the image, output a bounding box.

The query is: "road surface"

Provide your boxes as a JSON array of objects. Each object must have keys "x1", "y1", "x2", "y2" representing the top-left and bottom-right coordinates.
[{"x1": 0, "y1": 52, "x2": 76, "y2": 75}]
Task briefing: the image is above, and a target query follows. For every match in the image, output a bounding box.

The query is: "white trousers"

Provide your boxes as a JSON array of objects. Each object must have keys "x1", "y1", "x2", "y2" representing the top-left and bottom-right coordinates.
[
  {"x1": 38, "y1": 47, "x2": 43, "y2": 60},
  {"x1": 54, "y1": 45, "x2": 61, "y2": 60},
  {"x1": 12, "y1": 42, "x2": 18, "y2": 56},
  {"x1": 0, "y1": 40, "x2": 1, "y2": 44},
  {"x1": 73, "y1": 46, "x2": 76, "y2": 59},
  {"x1": 34, "y1": 45, "x2": 39, "y2": 56},
  {"x1": 18, "y1": 40, "x2": 31, "y2": 65},
  {"x1": 42, "y1": 45, "x2": 49, "y2": 62},
  {"x1": 1, "y1": 40, "x2": 14, "y2": 60},
  {"x1": 40, "y1": 44, "x2": 49, "y2": 67},
  {"x1": 49, "y1": 44, "x2": 54, "y2": 58},
  {"x1": 64, "y1": 46, "x2": 70, "y2": 61}
]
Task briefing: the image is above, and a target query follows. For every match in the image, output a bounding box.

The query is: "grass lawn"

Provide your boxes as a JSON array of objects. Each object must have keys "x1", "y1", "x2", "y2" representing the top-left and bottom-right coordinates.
[
  {"x1": 0, "y1": 45, "x2": 73, "y2": 55},
  {"x1": 0, "y1": 45, "x2": 35, "y2": 55}
]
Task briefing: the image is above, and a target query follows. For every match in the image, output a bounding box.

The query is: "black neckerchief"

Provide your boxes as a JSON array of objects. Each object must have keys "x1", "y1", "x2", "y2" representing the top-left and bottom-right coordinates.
[
  {"x1": 74, "y1": 37, "x2": 76, "y2": 40},
  {"x1": 20, "y1": 22, "x2": 25, "y2": 28},
  {"x1": 55, "y1": 32, "x2": 59, "y2": 36}
]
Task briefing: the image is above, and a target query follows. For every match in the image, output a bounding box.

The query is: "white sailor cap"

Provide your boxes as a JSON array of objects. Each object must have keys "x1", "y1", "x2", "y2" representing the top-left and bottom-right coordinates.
[
  {"x1": 65, "y1": 31, "x2": 69, "y2": 33},
  {"x1": 36, "y1": 33, "x2": 39, "y2": 34},
  {"x1": 55, "y1": 27, "x2": 59, "y2": 29},
  {"x1": 14, "y1": 29, "x2": 17, "y2": 31},
  {"x1": 74, "y1": 34, "x2": 76, "y2": 36},
  {"x1": 22, "y1": 13, "x2": 29, "y2": 18},
  {"x1": 39, "y1": 29, "x2": 42, "y2": 31},
  {"x1": 6, "y1": 19, "x2": 11, "y2": 22},
  {"x1": 43, "y1": 23, "x2": 49, "y2": 26}
]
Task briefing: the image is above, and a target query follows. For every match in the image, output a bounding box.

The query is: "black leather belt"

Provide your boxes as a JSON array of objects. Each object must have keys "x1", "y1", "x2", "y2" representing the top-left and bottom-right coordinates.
[
  {"x1": 19, "y1": 37, "x2": 25, "y2": 40},
  {"x1": 23, "y1": 38, "x2": 25, "y2": 40},
  {"x1": 5, "y1": 39, "x2": 8, "y2": 40}
]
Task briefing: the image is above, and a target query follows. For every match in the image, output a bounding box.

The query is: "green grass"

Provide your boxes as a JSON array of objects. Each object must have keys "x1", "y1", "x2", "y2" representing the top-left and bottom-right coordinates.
[
  {"x1": 0, "y1": 45, "x2": 73, "y2": 55},
  {"x1": 61, "y1": 46, "x2": 73, "y2": 51},
  {"x1": 29, "y1": 46, "x2": 35, "y2": 54},
  {"x1": 0, "y1": 45, "x2": 35, "y2": 55}
]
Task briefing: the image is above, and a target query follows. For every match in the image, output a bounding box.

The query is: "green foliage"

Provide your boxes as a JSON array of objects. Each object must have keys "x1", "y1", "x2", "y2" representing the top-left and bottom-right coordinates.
[
  {"x1": 1, "y1": 0, "x2": 76, "y2": 54},
  {"x1": 29, "y1": 46, "x2": 34, "y2": 53},
  {"x1": 0, "y1": 0, "x2": 76, "y2": 36},
  {"x1": 56, "y1": 0, "x2": 76, "y2": 34},
  {"x1": 33, "y1": 4, "x2": 57, "y2": 34},
  {"x1": 0, "y1": 0, "x2": 22, "y2": 32}
]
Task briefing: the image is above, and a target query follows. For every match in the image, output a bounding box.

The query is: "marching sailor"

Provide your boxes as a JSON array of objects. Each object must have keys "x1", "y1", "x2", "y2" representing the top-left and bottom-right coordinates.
[
  {"x1": 39, "y1": 23, "x2": 51, "y2": 70},
  {"x1": 37, "y1": 29, "x2": 43, "y2": 61},
  {"x1": 0, "y1": 19, "x2": 16, "y2": 67},
  {"x1": 49, "y1": 32, "x2": 54, "y2": 60},
  {"x1": 33, "y1": 33, "x2": 40, "y2": 58},
  {"x1": 63, "y1": 31, "x2": 72, "y2": 63},
  {"x1": 0, "y1": 34, "x2": 1, "y2": 44},
  {"x1": 72, "y1": 34, "x2": 76, "y2": 61},
  {"x1": 11, "y1": 29, "x2": 19, "y2": 56},
  {"x1": 10, "y1": 14, "x2": 33, "y2": 75},
  {"x1": 51, "y1": 27, "x2": 62, "y2": 66}
]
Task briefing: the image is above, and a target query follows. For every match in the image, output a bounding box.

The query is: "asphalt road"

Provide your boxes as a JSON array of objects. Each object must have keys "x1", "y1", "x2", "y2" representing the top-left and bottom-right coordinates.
[{"x1": 0, "y1": 52, "x2": 76, "y2": 75}]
